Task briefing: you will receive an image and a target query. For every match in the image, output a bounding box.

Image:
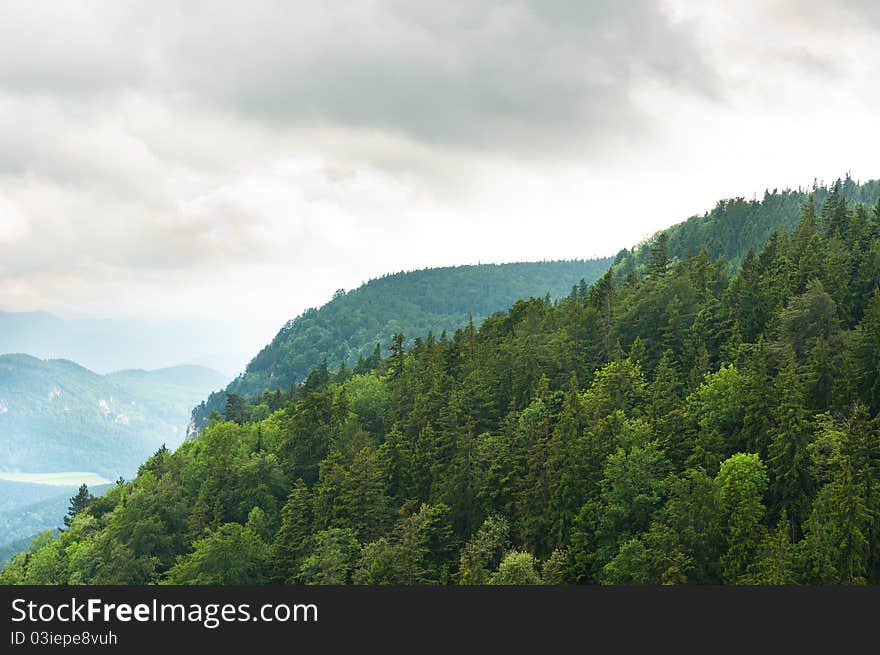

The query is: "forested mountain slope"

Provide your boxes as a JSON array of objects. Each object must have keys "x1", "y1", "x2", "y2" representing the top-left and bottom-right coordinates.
[
  {"x1": 190, "y1": 259, "x2": 613, "y2": 432},
  {"x1": 7, "y1": 184, "x2": 880, "y2": 585},
  {"x1": 612, "y1": 175, "x2": 880, "y2": 277},
  {"x1": 192, "y1": 178, "x2": 880, "y2": 435}
]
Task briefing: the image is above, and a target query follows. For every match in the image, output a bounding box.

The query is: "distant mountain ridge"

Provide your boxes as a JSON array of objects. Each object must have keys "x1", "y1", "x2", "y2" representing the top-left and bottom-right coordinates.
[
  {"x1": 190, "y1": 258, "x2": 615, "y2": 431},
  {"x1": 0, "y1": 354, "x2": 225, "y2": 478},
  {"x1": 0, "y1": 312, "x2": 274, "y2": 377},
  {"x1": 0, "y1": 357, "x2": 225, "y2": 557},
  {"x1": 191, "y1": 178, "x2": 880, "y2": 434}
]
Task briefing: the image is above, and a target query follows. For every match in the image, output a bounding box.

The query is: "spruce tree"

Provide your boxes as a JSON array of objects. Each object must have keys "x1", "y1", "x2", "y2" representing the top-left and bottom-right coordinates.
[
  {"x1": 716, "y1": 453, "x2": 768, "y2": 583},
  {"x1": 766, "y1": 348, "x2": 813, "y2": 534},
  {"x1": 648, "y1": 232, "x2": 670, "y2": 277},
  {"x1": 821, "y1": 179, "x2": 849, "y2": 238},
  {"x1": 224, "y1": 393, "x2": 247, "y2": 424},
  {"x1": 63, "y1": 484, "x2": 93, "y2": 528},
  {"x1": 271, "y1": 479, "x2": 313, "y2": 583}
]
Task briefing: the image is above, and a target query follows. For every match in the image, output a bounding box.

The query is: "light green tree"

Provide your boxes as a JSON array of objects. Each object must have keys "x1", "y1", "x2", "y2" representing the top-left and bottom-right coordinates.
[{"x1": 490, "y1": 551, "x2": 541, "y2": 585}]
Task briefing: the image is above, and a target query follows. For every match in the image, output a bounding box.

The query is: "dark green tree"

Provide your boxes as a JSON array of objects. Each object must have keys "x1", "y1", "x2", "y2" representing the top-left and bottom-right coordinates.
[
  {"x1": 63, "y1": 484, "x2": 93, "y2": 529},
  {"x1": 271, "y1": 479, "x2": 313, "y2": 583},
  {"x1": 648, "y1": 232, "x2": 670, "y2": 278}
]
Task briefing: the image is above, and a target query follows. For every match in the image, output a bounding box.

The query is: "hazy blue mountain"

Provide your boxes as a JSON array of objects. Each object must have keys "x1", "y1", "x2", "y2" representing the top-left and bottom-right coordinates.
[
  {"x1": 0, "y1": 355, "x2": 225, "y2": 478},
  {"x1": 0, "y1": 356, "x2": 224, "y2": 556},
  {"x1": 0, "y1": 478, "x2": 82, "y2": 513},
  {"x1": 0, "y1": 312, "x2": 276, "y2": 377}
]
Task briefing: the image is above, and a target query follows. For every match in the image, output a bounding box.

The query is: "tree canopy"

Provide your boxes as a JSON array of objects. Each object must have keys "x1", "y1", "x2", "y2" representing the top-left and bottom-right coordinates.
[{"x1": 5, "y1": 177, "x2": 880, "y2": 586}]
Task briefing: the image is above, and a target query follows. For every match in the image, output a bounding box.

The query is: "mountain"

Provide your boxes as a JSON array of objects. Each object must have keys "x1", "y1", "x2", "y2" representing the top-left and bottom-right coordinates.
[
  {"x1": 7, "y1": 178, "x2": 880, "y2": 586},
  {"x1": 0, "y1": 355, "x2": 225, "y2": 478},
  {"x1": 192, "y1": 179, "x2": 880, "y2": 434},
  {"x1": 0, "y1": 312, "x2": 275, "y2": 377},
  {"x1": 612, "y1": 175, "x2": 880, "y2": 278},
  {"x1": 190, "y1": 259, "x2": 614, "y2": 432}
]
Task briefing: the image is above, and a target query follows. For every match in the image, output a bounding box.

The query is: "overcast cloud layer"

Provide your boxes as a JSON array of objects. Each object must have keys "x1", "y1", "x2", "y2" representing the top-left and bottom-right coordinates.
[{"x1": 1, "y1": 0, "x2": 879, "y2": 330}]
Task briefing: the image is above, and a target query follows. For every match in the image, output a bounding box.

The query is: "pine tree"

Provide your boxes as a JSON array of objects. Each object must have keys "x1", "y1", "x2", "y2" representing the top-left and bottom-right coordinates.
[
  {"x1": 224, "y1": 393, "x2": 247, "y2": 424},
  {"x1": 766, "y1": 348, "x2": 813, "y2": 534},
  {"x1": 456, "y1": 514, "x2": 511, "y2": 584},
  {"x1": 339, "y1": 446, "x2": 392, "y2": 542},
  {"x1": 730, "y1": 248, "x2": 763, "y2": 341},
  {"x1": 545, "y1": 376, "x2": 587, "y2": 554},
  {"x1": 648, "y1": 232, "x2": 670, "y2": 278},
  {"x1": 716, "y1": 453, "x2": 768, "y2": 583},
  {"x1": 790, "y1": 195, "x2": 820, "y2": 292},
  {"x1": 803, "y1": 336, "x2": 835, "y2": 411},
  {"x1": 849, "y1": 289, "x2": 880, "y2": 413},
  {"x1": 63, "y1": 484, "x2": 93, "y2": 528},
  {"x1": 754, "y1": 512, "x2": 796, "y2": 584},
  {"x1": 821, "y1": 179, "x2": 849, "y2": 238},
  {"x1": 739, "y1": 339, "x2": 773, "y2": 457},
  {"x1": 302, "y1": 358, "x2": 331, "y2": 393},
  {"x1": 388, "y1": 333, "x2": 406, "y2": 379},
  {"x1": 647, "y1": 352, "x2": 690, "y2": 468},
  {"x1": 802, "y1": 408, "x2": 876, "y2": 583},
  {"x1": 589, "y1": 271, "x2": 615, "y2": 360},
  {"x1": 313, "y1": 451, "x2": 348, "y2": 530},
  {"x1": 828, "y1": 462, "x2": 870, "y2": 584},
  {"x1": 271, "y1": 479, "x2": 313, "y2": 582}
]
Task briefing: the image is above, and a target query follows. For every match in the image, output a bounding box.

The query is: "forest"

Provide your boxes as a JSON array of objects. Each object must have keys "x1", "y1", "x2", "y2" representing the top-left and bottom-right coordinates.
[
  {"x1": 190, "y1": 259, "x2": 614, "y2": 433},
  {"x1": 192, "y1": 179, "x2": 880, "y2": 435},
  {"x1": 3, "y1": 180, "x2": 880, "y2": 585}
]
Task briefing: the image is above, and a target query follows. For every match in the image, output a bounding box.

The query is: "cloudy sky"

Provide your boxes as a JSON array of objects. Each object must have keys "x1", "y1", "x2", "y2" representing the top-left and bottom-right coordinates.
[{"x1": 1, "y1": 0, "x2": 879, "y2": 333}]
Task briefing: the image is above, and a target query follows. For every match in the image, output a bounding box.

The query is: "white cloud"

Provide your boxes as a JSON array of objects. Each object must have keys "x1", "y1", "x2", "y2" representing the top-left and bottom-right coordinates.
[{"x1": 0, "y1": 0, "x2": 877, "y2": 328}]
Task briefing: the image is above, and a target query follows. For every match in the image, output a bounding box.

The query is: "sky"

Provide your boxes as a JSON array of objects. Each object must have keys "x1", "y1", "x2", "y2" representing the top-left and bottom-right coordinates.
[{"x1": 1, "y1": 0, "x2": 879, "y2": 334}]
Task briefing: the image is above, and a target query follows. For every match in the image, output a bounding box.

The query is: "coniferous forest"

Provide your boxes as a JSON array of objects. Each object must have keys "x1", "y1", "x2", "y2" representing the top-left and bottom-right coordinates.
[
  {"x1": 189, "y1": 259, "x2": 614, "y2": 434},
  {"x1": 4, "y1": 181, "x2": 880, "y2": 586}
]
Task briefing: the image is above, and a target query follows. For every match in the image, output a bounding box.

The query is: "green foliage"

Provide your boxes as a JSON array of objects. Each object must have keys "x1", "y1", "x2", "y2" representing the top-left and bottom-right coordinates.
[
  {"x1": 192, "y1": 260, "x2": 614, "y2": 431},
  {"x1": 63, "y1": 485, "x2": 92, "y2": 528},
  {"x1": 754, "y1": 513, "x2": 797, "y2": 584},
  {"x1": 457, "y1": 515, "x2": 511, "y2": 584},
  {"x1": 7, "y1": 177, "x2": 880, "y2": 586},
  {"x1": 599, "y1": 538, "x2": 651, "y2": 585},
  {"x1": 594, "y1": 440, "x2": 670, "y2": 573},
  {"x1": 298, "y1": 528, "x2": 361, "y2": 585},
  {"x1": 490, "y1": 550, "x2": 541, "y2": 585},
  {"x1": 715, "y1": 453, "x2": 768, "y2": 583},
  {"x1": 270, "y1": 479, "x2": 313, "y2": 583},
  {"x1": 165, "y1": 523, "x2": 270, "y2": 585},
  {"x1": 687, "y1": 365, "x2": 747, "y2": 471},
  {"x1": 540, "y1": 549, "x2": 569, "y2": 584}
]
